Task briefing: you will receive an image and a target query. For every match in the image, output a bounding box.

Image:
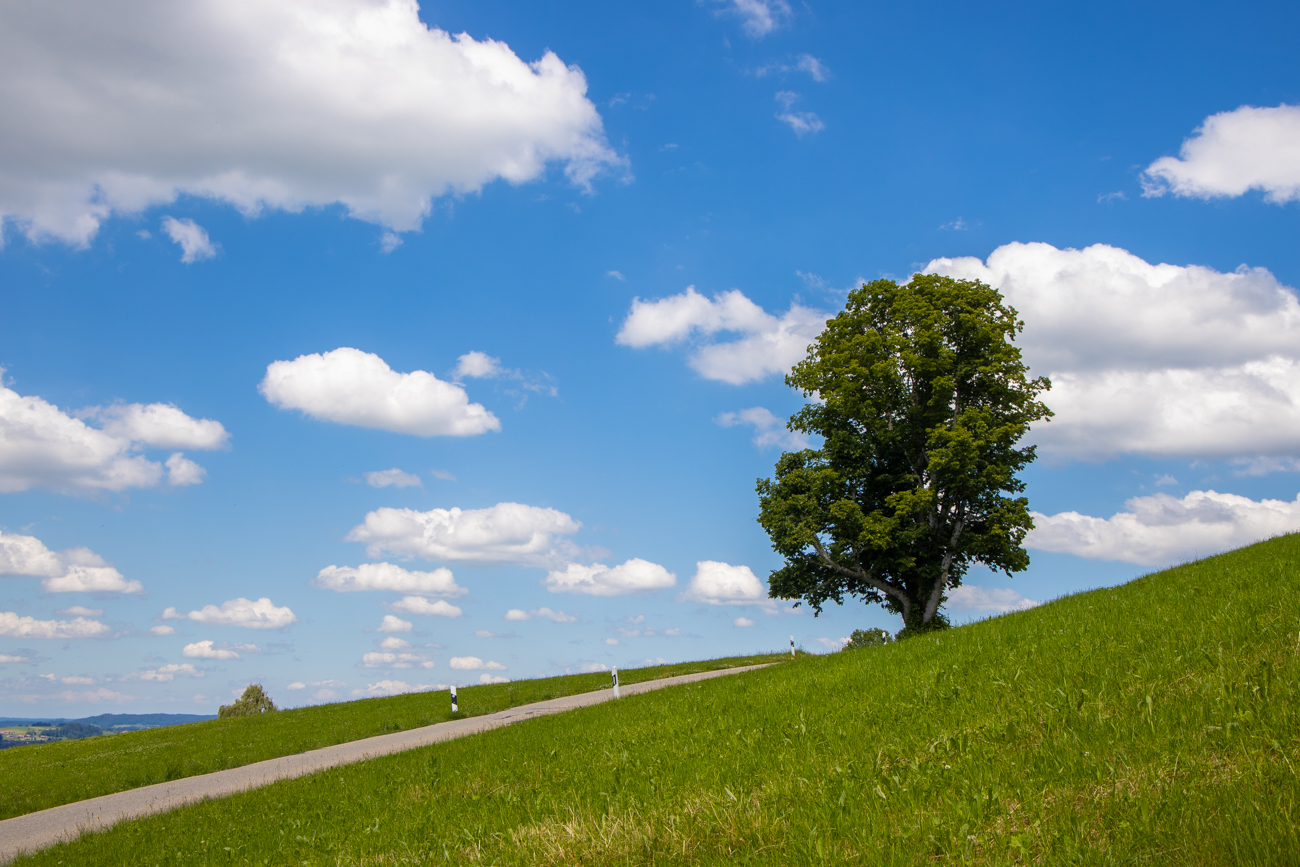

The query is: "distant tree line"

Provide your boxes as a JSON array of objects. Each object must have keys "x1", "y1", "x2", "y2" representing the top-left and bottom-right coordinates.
[
  {"x1": 0, "y1": 722, "x2": 105, "y2": 749},
  {"x1": 49, "y1": 722, "x2": 104, "y2": 739}
]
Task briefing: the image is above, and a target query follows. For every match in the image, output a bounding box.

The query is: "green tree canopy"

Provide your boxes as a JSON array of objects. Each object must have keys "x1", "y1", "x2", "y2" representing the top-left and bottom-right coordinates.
[
  {"x1": 218, "y1": 683, "x2": 278, "y2": 718},
  {"x1": 843, "y1": 628, "x2": 893, "y2": 649},
  {"x1": 757, "y1": 274, "x2": 1052, "y2": 635}
]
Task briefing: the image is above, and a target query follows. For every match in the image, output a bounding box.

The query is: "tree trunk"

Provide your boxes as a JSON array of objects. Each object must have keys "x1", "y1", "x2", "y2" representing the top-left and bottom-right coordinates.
[{"x1": 921, "y1": 517, "x2": 965, "y2": 625}]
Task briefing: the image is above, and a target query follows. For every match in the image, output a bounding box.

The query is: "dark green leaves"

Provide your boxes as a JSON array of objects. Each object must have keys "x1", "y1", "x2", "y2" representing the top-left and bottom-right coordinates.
[{"x1": 758, "y1": 274, "x2": 1052, "y2": 630}]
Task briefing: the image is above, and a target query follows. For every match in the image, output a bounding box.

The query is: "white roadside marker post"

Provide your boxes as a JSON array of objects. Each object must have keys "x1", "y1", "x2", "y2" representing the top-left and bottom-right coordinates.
[
  {"x1": 450, "y1": 685, "x2": 458, "y2": 714},
  {"x1": 791, "y1": 635, "x2": 795, "y2": 657},
  {"x1": 611, "y1": 667, "x2": 620, "y2": 699}
]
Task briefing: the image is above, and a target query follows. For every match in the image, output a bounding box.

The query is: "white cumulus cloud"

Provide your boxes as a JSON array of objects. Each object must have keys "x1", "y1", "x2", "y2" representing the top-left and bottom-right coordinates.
[
  {"x1": 0, "y1": 0, "x2": 622, "y2": 247},
  {"x1": 365, "y1": 468, "x2": 423, "y2": 489},
  {"x1": 85, "y1": 402, "x2": 230, "y2": 450},
  {"x1": 40, "y1": 673, "x2": 95, "y2": 685},
  {"x1": 946, "y1": 586, "x2": 1038, "y2": 614},
  {"x1": 1028, "y1": 489, "x2": 1300, "y2": 567},
  {"x1": 715, "y1": 407, "x2": 809, "y2": 450},
  {"x1": 289, "y1": 679, "x2": 347, "y2": 701},
  {"x1": 135, "y1": 663, "x2": 202, "y2": 682},
  {"x1": 616, "y1": 286, "x2": 827, "y2": 385},
  {"x1": 0, "y1": 612, "x2": 109, "y2": 639},
  {"x1": 680, "y1": 560, "x2": 772, "y2": 607},
  {"x1": 162, "y1": 597, "x2": 297, "y2": 630},
  {"x1": 925, "y1": 242, "x2": 1300, "y2": 463},
  {"x1": 313, "y1": 562, "x2": 465, "y2": 597},
  {"x1": 544, "y1": 559, "x2": 675, "y2": 596},
  {"x1": 449, "y1": 656, "x2": 505, "y2": 671},
  {"x1": 160, "y1": 217, "x2": 219, "y2": 263},
  {"x1": 388, "y1": 596, "x2": 463, "y2": 618},
  {"x1": 1142, "y1": 104, "x2": 1300, "y2": 204},
  {"x1": 361, "y1": 649, "x2": 433, "y2": 669},
  {"x1": 0, "y1": 530, "x2": 143, "y2": 594},
  {"x1": 260, "y1": 348, "x2": 500, "y2": 438},
  {"x1": 478, "y1": 673, "x2": 508, "y2": 684},
  {"x1": 182, "y1": 640, "x2": 241, "y2": 660},
  {"x1": 149, "y1": 625, "x2": 176, "y2": 636},
  {"x1": 41, "y1": 566, "x2": 141, "y2": 594},
  {"x1": 0, "y1": 380, "x2": 225, "y2": 494},
  {"x1": 504, "y1": 606, "x2": 577, "y2": 623},
  {"x1": 452, "y1": 351, "x2": 503, "y2": 380},
  {"x1": 165, "y1": 453, "x2": 206, "y2": 487},
  {"x1": 51, "y1": 687, "x2": 134, "y2": 704},
  {"x1": 733, "y1": 617, "x2": 756, "y2": 627},
  {"x1": 55, "y1": 605, "x2": 103, "y2": 617},
  {"x1": 347, "y1": 501, "x2": 581, "y2": 566},
  {"x1": 351, "y1": 680, "x2": 432, "y2": 698},
  {"x1": 378, "y1": 614, "x2": 413, "y2": 633}
]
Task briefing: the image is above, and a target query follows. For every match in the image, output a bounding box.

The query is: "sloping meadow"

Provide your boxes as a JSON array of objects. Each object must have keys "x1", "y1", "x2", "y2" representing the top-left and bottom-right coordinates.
[
  {"x1": 19, "y1": 535, "x2": 1300, "y2": 865},
  {"x1": 0, "y1": 655, "x2": 782, "y2": 821}
]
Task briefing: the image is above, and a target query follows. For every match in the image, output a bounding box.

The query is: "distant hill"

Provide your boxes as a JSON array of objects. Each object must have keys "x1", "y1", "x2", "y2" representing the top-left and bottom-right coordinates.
[
  {"x1": 70, "y1": 713, "x2": 216, "y2": 728},
  {"x1": 0, "y1": 713, "x2": 214, "y2": 729}
]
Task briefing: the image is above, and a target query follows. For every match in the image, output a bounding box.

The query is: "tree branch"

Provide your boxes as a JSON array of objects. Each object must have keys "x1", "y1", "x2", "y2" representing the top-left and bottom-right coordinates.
[{"x1": 809, "y1": 536, "x2": 911, "y2": 615}]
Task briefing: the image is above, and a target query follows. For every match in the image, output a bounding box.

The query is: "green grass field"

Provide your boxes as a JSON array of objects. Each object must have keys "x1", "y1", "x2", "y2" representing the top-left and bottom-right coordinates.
[
  {"x1": 14, "y1": 534, "x2": 1300, "y2": 865},
  {"x1": 0, "y1": 653, "x2": 781, "y2": 821}
]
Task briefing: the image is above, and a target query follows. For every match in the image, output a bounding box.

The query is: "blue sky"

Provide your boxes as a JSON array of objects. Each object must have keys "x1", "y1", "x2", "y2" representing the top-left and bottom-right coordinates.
[{"x1": 2, "y1": 0, "x2": 1299, "y2": 715}]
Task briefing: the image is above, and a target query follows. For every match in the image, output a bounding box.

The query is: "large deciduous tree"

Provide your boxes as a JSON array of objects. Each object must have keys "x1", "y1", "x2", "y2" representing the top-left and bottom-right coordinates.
[{"x1": 757, "y1": 274, "x2": 1052, "y2": 635}]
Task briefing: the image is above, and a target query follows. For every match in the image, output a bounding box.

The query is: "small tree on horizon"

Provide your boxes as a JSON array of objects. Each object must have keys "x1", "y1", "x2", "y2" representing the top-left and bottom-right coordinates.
[
  {"x1": 219, "y1": 683, "x2": 278, "y2": 718},
  {"x1": 757, "y1": 274, "x2": 1052, "y2": 635},
  {"x1": 843, "y1": 628, "x2": 893, "y2": 649}
]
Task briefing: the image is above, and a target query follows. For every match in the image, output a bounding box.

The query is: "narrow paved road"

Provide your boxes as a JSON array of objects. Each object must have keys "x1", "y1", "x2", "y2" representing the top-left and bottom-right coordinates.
[{"x1": 0, "y1": 662, "x2": 775, "y2": 863}]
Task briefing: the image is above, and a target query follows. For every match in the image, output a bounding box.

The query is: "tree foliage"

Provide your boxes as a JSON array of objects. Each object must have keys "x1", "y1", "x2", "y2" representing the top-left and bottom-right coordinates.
[
  {"x1": 757, "y1": 274, "x2": 1052, "y2": 634},
  {"x1": 843, "y1": 628, "x2": 893, "y2": 649},
  {"x1": 218, "y1": 683, "x2": 278, "y2": 718},
  {"x1": 49, "y1": 722, "x2": 104, "y2": 740}
]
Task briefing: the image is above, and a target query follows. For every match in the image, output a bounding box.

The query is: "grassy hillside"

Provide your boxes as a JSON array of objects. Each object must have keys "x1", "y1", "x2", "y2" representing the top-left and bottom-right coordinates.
[
  {"x1": 17, "y1": 535, "x2": 1300, "y2": 865},
  {"x1": 0, "y1": 653, "x2": 780, "y2": 821}
]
